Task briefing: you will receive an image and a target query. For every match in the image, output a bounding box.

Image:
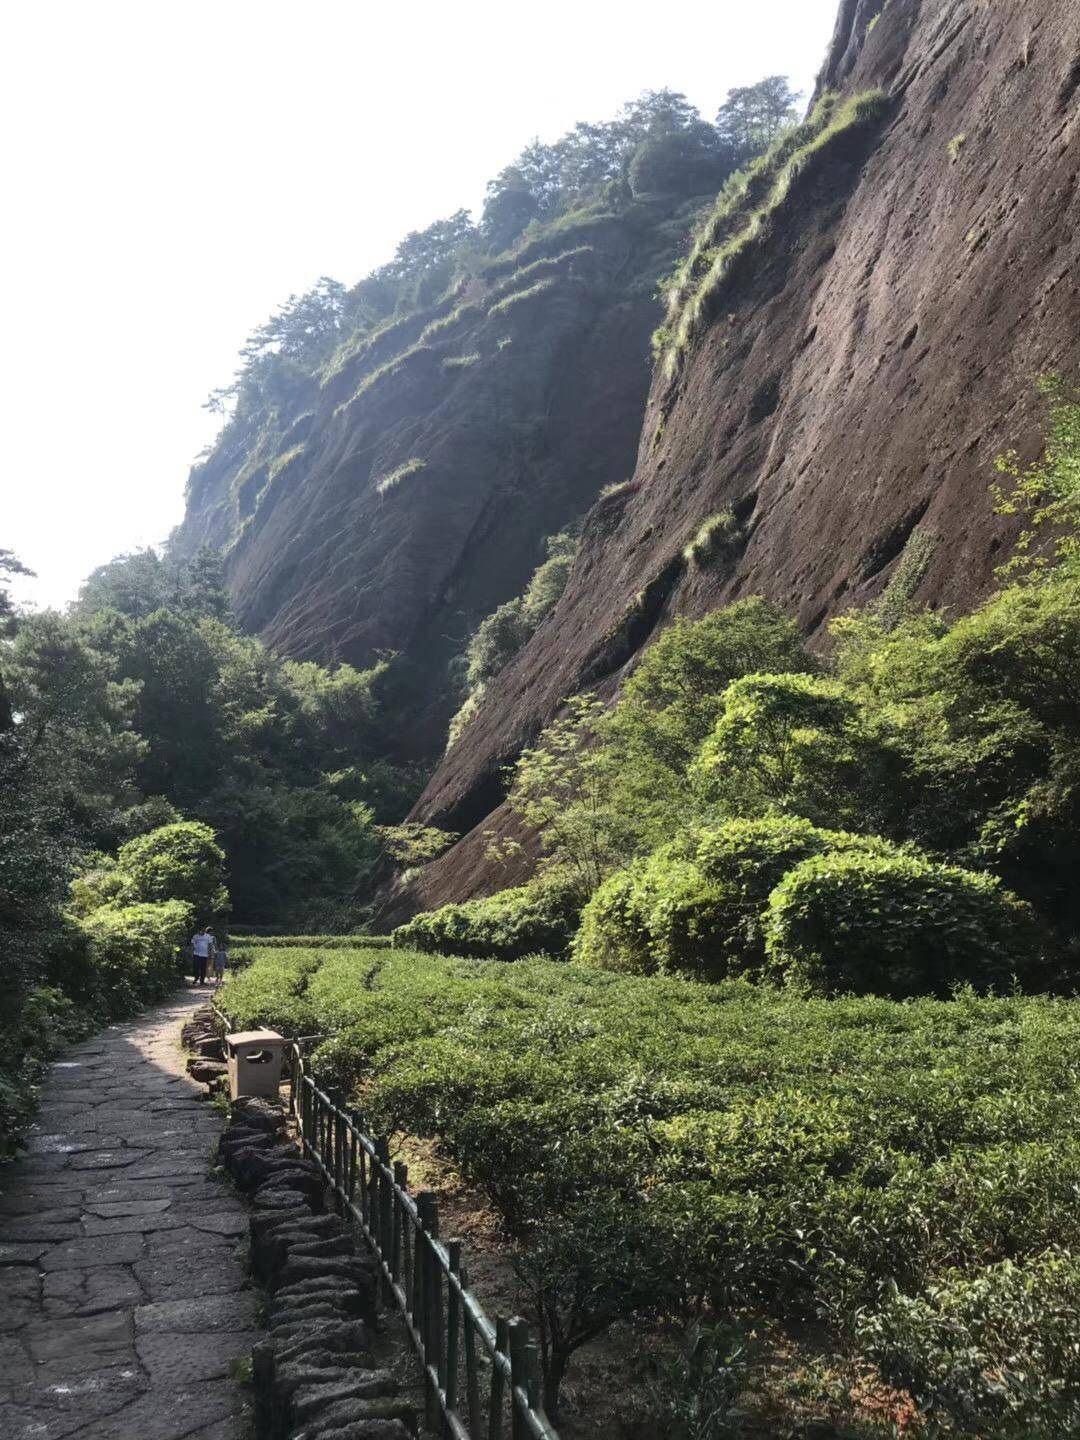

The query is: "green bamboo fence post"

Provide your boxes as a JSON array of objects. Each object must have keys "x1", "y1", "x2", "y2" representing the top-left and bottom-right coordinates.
[
  {"x1": 351, "y1": 1110, "x2": 369, "y2": 1227},
  {"x1": 490, "y1": 1315, "x2": 509, "y2": 1440},
  {"x1": 446, "y1": 1238, "x2": 462, "y2": 1416},
  {"x1": 375, "y1": 1137, "x2": 392, "y2": 1300},
  {"x1": 461, "y1": 1259, "x2": 482, "y2": 1437},
  {"x1": 330, "y1": 1090, "x2": 345, "y2": 1205},
  {"x1": 524, "y1": 1338, "x2": 543, "y2": 1415},
  {"x1": 428, "y1": 1197, "x2": 445, "y2": 1397},
  {"x1": 411, "y1": 1196, "x2": 426, "y2": 1341},
  {"x1": 416, "y1": 1191, "x2": 440, "y2": 1432},
  {"x1": 508, "y1": 1318, "x2": 528, "y2": 1440},
  {"x1": 392, "y1": 1161, "x2": 408, "y2": 1288},
  {"x1": 347, "y1": 1118, "x2": 358, "y2": 1211}
]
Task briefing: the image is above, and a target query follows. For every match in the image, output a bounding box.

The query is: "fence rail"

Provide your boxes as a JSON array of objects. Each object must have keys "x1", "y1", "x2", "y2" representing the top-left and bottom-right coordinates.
[{"x1": 211, "y1": 1001, "x2": 559, "y2": 1440}]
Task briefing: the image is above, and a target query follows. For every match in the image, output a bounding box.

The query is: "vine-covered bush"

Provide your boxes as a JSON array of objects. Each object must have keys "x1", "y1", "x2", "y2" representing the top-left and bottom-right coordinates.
[
  {"x1": 764, "y1": 850, "x2": 1041, "y2": 996},
  {"x1": 392, "y1": 879, "x2": 579, "y2": 960}
]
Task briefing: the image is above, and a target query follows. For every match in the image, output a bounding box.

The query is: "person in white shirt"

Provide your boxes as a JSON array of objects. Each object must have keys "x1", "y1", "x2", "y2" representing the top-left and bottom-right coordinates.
[{"x1": 191, "y1": 928, "x2": 214, "y2": 986}]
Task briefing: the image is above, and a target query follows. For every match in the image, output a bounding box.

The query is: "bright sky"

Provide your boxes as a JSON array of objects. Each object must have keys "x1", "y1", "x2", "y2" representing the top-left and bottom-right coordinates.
[{"x1": 2, "y1": 0, "x2": 839, "y2": 610}]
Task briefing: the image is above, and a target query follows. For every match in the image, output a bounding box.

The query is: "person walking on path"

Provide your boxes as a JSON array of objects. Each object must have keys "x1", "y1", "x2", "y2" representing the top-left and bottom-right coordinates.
[
  {"x1": 213, "y1": 936, "x2": 228, "y2": 988},
  {"x1": 191, "y1": 926, "x2": 214, "y2": 985}
]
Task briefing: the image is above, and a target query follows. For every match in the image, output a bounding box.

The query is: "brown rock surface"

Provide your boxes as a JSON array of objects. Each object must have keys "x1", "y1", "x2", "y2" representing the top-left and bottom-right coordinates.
[
  {"x1": 399, "y1": 0, "x2": 1080, "y2": 909},
  {"x1": 176, "y1": 210, "x2": 692, "y2": 756}
]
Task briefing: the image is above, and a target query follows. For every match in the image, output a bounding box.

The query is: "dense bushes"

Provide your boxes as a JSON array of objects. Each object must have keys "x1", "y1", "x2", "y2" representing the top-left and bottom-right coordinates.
[
  {"x1": 392, "y1": 879, "x2": 579, "y2": 960},
  {"x1": 91, "y1": 821, "x2": 227, "y2": 918},
  {"x1": 223, "y1": 942, "x2": 1080, "y2": 1427},
  {"x1": 78, "y1": 898, "x2": 192, "y2": 1013},
  {"x1": 574, "y1": 817, "x2": 882, "y2": 979},
  {"x1": 0, "y1": 814, "x2": 227, "y2": 1154},
  {"x1": 574, "y1": 818, "x2": 1040, "y2": 996},
  {"x1": 764, "y1": 850, "x2": 1040, "y2": 997},
  {"x1": 860, "y1": 1250, "x2": 1080, "y2": 1437},
  {"x1": 469, "y1": 546, "x2": 1080, "y2": 989}
]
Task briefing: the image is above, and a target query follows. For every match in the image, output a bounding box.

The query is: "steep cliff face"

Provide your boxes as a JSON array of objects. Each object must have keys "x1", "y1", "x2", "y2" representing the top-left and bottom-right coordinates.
[
  {"x1": 176, "y1": 204, "x2": 696, "y2": 753},
  {"x1": 401, "y1": 0, "x2": 1080, "y2": 911}
]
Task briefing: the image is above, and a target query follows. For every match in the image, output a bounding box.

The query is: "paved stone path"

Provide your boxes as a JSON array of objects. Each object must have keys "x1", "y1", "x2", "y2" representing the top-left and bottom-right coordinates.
[{"x1": 0, "y1": 990, "x2": 256, "y2": 1440}]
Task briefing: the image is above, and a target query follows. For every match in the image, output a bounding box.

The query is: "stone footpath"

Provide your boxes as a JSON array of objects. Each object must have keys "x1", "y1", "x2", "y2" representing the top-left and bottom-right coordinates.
[{"x1": 0, "y1": 990, "x2": 255, "y2": 1440}]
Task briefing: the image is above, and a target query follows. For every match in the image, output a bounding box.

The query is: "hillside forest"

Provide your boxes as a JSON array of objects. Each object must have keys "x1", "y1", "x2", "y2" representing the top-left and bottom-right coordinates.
[{"x1": 6, "y1": 32, "x2": 1080, "y2": 1440}]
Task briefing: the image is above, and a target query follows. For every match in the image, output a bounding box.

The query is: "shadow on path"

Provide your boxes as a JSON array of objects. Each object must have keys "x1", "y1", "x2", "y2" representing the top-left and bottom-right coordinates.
[{"x1": 0, "y1": 987, "x2": 254, "y2": 1440}]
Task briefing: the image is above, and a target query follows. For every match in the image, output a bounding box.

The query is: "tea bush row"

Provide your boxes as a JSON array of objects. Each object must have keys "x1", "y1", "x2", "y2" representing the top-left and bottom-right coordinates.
[{"x1": 225, "y1": 941, "x2": 1080, "y2": 1428}]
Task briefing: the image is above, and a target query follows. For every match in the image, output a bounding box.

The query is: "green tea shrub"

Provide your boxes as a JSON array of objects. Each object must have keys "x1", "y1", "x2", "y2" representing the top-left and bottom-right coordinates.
[
  {"x1": 79, "y1": 899, "x2": 192, "y2": 1015},
  {"x1": 861, "y1": 1251, "x2": 1080, "y2": 1437},
  {"x1": 392, "y1": 880, "x2": 579, "y2": 960},
  {"x1": 232, "y1": 932, "x2": 391, "y2": 950},
  {"x1": 222, "y1": 942, "x2": 1080, "y2": 1424},
  {"x1": 764, "y1": 850, "x2": 1040, "y2": 996},
  {"x1": 220, "y1": 944, "x2": 324, "y2": 1034}
]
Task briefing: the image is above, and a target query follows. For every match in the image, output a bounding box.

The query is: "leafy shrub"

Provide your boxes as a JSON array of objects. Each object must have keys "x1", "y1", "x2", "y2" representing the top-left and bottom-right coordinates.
[
  {"x1": 112, "y1": 821, "x2": 228, "y2": 919},
  {"x1": 79, "y1": 899, "x2": 192, "y2": 1015},
  {"x1": 860, "y1": 1251, "x2": 1080, "y2": 1438},
  {"x1": 465, "y1": 598, "x2": 532, "y2": 689},
  {"x1": 0, "y1": 986, "x2": 92, "y2": 1159},
  {"x1": 461, "y1": 532, "x2": 578, "y2": 698},
  {"x1": 376, "y1": 822, "x2": 457, "y2": 867},
  {"x1": 392, "y1": 879, "x2": 580, "y2": 960},
  {"x1": 645, "y1": 1322, "x2": 755, "y2": 1440},
  {"x1": 574, "y1": 817, "x2": 890, "y2": 979},
  {"x1": 595, "y1": 599, "x2": 812, "y2": 850},
  {"x1": 992, "y1": 375, "x2": 1080, "y2": 578},
  {"x1": 446, "y1": 683, "x2": 486, "y2": 750},
  {"x1": 691, "y1": 672, "x2": 867, "y2": 823},
  {"x1": 764, "y1": 850, "x2": 1041, "y2": 996}
]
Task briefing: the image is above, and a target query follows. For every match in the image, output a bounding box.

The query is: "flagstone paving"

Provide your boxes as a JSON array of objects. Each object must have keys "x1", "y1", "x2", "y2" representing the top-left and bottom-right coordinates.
[{"x1": 0, "y1": 991, "x2": 254, "y2": 1440}]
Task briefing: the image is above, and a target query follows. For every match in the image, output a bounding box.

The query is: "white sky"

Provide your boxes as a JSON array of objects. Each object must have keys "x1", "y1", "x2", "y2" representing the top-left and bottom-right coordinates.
[{"x1": 2, "y1": 0, "x2": 839, "y2": 610}]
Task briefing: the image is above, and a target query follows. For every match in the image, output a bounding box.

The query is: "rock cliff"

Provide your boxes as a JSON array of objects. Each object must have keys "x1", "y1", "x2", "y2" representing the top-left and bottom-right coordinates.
[
  {"x1": 175, "y1": 203, "x2": 697, "y2": 755},
  {"x1": 399, "y1": 0, "x2": 1080, "y2": 911}
]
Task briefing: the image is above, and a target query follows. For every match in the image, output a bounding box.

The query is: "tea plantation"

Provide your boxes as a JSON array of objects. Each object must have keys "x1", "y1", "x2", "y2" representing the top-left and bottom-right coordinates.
[{"x1": 225, "y1": 941, "x2": 1080, "y2": 1433}]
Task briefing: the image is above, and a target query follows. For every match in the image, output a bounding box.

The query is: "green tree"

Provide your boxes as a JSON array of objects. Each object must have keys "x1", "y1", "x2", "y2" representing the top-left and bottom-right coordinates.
[
  {"x1": 715, "y1": 75, "x2": 802, "y2": 165},
  {"x1": 113, "y1": 821, "x2": 228, "y2": 919},
  {"x1": 597, "y1": 599, "x2": 811, "y2": 848}
]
